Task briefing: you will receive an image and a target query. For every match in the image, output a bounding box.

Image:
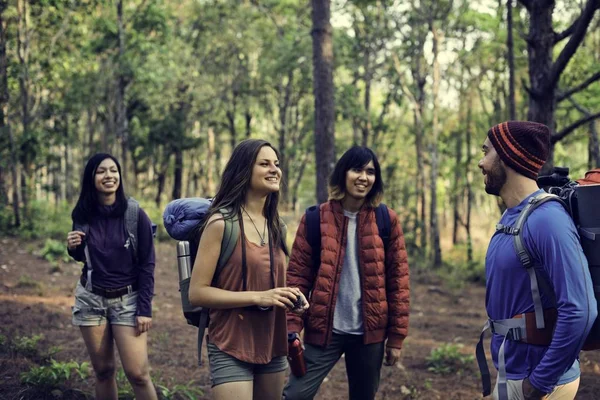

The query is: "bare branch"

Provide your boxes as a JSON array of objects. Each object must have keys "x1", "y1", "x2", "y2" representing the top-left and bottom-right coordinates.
[
  {"x1": 553, "y1": 112, "x2": 600, "y2": 143},
  {"x1": 556, "y1": 71, "x2": 600, "y2": 102},
  {"x1": 550, "y1": 0, "x2": 600, "y2": 87},
  {"x1": 554, "y1": 15, "x2": 580, "y2": 44},
  {"x1": 392, "y1": 53, "x2": 418, "y2": 107}
]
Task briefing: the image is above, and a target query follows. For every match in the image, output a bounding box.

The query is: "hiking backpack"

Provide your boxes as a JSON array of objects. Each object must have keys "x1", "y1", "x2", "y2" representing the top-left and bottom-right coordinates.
[
  {"x1": 512, "y1": 167, "x2": 600, "y2": 349},
  {"x1": 163, "y1": 197, "x2": 287, "y2": 365},
  {"x1": 304, "y1": 203, "x2": 392, "y2": 269}
]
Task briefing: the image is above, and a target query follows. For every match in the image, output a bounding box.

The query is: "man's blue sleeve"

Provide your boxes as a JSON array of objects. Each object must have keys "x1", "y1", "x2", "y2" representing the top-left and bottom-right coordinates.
[{"x1": 526, "y1": 203, "x2": 598, "y2": 393}]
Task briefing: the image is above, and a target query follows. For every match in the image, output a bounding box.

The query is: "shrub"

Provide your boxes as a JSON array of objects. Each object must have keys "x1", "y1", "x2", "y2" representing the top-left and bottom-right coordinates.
[
  {"x1": 426, "y1": 343, "x2": 474, "y2": 375},
  {"x1": 20, "y1": 359, "x2": 90, "y2": 388},
  {"x1": 40, "y1": 238, "x2": 71, "y2": 264},
  {"x1": 156, "y1": 381, "x2": 204, "y2": 400},
  {"x1": 12, "y1": 334, "x2": 44, "y2": 358}
]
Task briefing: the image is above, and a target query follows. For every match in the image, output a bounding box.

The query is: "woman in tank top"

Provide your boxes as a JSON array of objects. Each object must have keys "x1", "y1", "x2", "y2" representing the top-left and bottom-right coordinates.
[{"x1": 188, "y1": 139, "x2": 308, "y2": 400}]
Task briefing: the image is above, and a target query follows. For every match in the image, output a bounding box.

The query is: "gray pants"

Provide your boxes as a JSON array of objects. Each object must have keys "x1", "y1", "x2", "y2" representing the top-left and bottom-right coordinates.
[{"x1": 283, "y1": 333, "x2": 385, "y2": 400}]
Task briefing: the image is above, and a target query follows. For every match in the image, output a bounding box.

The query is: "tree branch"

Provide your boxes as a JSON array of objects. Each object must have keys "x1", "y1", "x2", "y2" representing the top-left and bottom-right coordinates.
[
  {"x1": 518, "y1": 0, "x2": 533, "y2": 11},
  {"x1": 556, "y1": 71, "x2": 600, "y2": 102},
  {"x1": 554, "y1": 15, "x2": 581, "y2": 44},
  {"x1": 549, "y1": 0, "x2": 600, "y2": 87},
  {"x1": 552, "y1": 112, "x2": 600, "y2": 143}
]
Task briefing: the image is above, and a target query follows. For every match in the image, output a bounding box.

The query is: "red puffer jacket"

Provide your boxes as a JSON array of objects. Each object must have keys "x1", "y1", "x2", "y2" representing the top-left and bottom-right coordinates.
[{"x1": 287, "y1": 200, "x2": 410, "y2": 349}]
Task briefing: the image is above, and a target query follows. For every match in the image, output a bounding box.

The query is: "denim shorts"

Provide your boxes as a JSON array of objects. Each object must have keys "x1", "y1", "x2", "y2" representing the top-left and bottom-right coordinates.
[
  {"x1": 71, "y1": 280, "x2": 138, "y2": 327},
  {"x1": 207, "y1": 342, "x2": 288, "y2": 387}
]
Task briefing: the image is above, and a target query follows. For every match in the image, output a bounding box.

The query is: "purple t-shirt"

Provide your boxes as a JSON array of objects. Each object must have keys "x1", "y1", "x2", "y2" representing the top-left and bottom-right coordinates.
[{"x1": 68, "y1": 204, "x2": 156, "y2": 317}]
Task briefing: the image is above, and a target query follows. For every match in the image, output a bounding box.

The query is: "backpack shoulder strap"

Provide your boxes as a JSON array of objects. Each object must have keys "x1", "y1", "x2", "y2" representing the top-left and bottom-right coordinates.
[
  {"x1": 280, "y1": 219, "x2": 289, "y2": 256},
  {"x1": 125, "y1": 198, "x2": 140, "y2": 258},
  {"x1": 215, "y1": 208, "x2": 240, "y2": 278},
  {"x1": 305, "y1": 205, "x2": 321, "y2": 270},
  {"x1": 510, "y1": 192, "x2": 567, "y2": 330},
  {"x1": 375, "y1": 203, "x2": 391, "y2": 253}
]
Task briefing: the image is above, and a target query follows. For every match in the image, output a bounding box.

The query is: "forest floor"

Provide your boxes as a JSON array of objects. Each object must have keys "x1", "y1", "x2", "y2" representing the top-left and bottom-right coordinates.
[{"x1": 1, "y1": 236, "x2": 600, "y2": 399}]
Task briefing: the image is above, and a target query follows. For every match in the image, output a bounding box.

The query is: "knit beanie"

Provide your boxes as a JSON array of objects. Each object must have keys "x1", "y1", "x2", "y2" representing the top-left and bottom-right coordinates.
[{"x1": 487, "y1": 121, "x2": 550, "y2": 180}]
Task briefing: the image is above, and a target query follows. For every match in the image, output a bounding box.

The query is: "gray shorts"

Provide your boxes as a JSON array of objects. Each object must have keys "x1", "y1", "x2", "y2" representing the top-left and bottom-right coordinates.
[
  {"x1": 71, "y1": 280, "x2": 138, "y2": 327},
  {"x1": 207, "y1": 342, "x2": 288, "y2": 387}
]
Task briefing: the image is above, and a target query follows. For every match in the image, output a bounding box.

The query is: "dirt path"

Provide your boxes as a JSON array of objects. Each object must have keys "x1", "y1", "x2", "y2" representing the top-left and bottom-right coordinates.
[{"x1": 1, "y1": 237, "x2": 599, "y2": 399}]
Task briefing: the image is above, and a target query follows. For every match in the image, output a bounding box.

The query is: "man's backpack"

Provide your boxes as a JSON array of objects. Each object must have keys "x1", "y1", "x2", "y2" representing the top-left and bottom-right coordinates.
[
  {"x1": 494, "y1": 167, "x2": 600, "y2": 348},
  {"x1": 304, "y1": 203, "x2": 392, "y2": 270},
  {"x1": 163, "y1": 197, "x2": 287, "y2": 365}
]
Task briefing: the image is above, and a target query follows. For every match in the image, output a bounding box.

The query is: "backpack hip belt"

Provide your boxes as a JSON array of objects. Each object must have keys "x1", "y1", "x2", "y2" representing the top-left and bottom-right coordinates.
[{"x1": 476, "y1": 308, "x2": 557, "y2": 400}]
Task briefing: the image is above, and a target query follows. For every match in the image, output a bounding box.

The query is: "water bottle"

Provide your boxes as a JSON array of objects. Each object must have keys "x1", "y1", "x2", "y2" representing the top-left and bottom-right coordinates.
[
  {"x1": 287, "y1": 333, "x2": 307, "y2": 377},
  {"x1": 177, "y1": 241, "x2": 191, "y2": 281}
]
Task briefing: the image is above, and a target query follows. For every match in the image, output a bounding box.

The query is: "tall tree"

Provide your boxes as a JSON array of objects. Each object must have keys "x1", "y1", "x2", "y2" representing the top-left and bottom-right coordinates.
[
  {"x1": 115, "y1": 0, "x2": 129, "y2": 178},
  {"x1": 519, "y1": 0, "x2": 600, "y2": 171},
  {"x1": 0, "y1": 0, "x2": 19, "y2": 226},
  {"x1": 311, "y1": 0, "x2": 335, "y2": 203},
  {"x1": 507, "y1": 0, "x2": 516, "y2": 120},
  {"x1": 429, "y1": 14, "x2": 443, "y2": 268}
]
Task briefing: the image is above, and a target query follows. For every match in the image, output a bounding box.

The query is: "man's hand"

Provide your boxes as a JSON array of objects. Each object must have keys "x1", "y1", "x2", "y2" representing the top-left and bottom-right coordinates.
[
  {"x1": 522, "y1": 377, "x2": 546, "y2": 400},
  {"x1": 384, "y1": 347, "x2": 402, "y2": 366}
]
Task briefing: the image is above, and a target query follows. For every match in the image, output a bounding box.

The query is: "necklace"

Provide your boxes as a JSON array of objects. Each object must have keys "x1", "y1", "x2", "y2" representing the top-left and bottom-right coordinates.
[{"x1": 242, "y1": 208, "x2": 267, "y2": 246}]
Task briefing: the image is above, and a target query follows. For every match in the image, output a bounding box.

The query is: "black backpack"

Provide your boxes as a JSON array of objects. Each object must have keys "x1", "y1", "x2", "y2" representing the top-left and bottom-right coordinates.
[{"x1": 304, "y1": 203, "x2": 392, "y2": 269}]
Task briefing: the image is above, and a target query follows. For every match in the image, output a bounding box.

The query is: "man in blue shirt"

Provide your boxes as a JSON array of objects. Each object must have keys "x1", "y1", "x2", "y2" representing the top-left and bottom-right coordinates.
[{"x1": 478, "y1": 121, "x2": 597, "y2": 400}]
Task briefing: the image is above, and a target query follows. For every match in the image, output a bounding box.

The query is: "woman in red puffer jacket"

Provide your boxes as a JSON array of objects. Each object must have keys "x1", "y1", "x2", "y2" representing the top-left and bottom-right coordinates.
[{"x1": 284, "y1": 146, "x2": 410, "y2": 400}]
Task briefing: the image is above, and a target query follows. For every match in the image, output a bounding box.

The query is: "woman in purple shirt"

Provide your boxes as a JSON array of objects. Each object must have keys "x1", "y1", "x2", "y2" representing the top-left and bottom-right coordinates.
[{"x1": 67, "y1": 153, "x2": 157, "y2": 400}]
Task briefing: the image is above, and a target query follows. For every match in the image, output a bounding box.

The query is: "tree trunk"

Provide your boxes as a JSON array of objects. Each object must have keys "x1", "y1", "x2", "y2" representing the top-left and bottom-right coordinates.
[
  {"x1": 116, "y1": 0, "x2": 129, "y2": 178},
  {"x1": 245, "y1": 104, "x2": 252, "y2": 138},
  {"x1": 206, "y1": 127, "x2": 216, "y2": 195},
  {"x1": 465, "y1": 98, "x2": 474, "y2": 264},
  {"x1": 452, "y1": 131, "x2": 462, "y2": 245},
  {"x1": 17, "y1": 0, "x2": 30, "y2": 219},
  {"x1": 507, "y1": 0, "x2": 516, "y2": 120},
  {"x1": 291, "y1": 151, "x2": 309, "y2": 212},
  {"x1": 429, "y1": 22, "x2": 442, "y2": 268},
  {"x1": 87, "y1": 108, "x2": 96, "y2": 157},
  {"x1": 588, "y1": 121, "x2": 600, "y2": 169},
  {"x1": 1, "y1": 0, "x2": 18, "y2": 225},
  {"x1": 155, "y1": 148, "x2": 169, "y2": 207},
  {"x1": 525, "y1": 2, "x2": 554, "y2": 129},
  {"x1": 311, "y1": 0, "x2": 335, "y2": 203},
  {"x1": 172, "y1": 148, "x2": 183, "y2": 200},
  {"x1": 521, "y1": 0, "x2": 600, "y2": 173},
  {"x1": 361, "y1": 59, "x2": 371, "y2": 147}
]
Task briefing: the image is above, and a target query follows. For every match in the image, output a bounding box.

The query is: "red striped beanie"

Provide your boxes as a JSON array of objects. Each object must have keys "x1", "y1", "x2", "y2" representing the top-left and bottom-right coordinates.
[{"x1": 487, "y1": 121, "x2": 550, "y2": 180}]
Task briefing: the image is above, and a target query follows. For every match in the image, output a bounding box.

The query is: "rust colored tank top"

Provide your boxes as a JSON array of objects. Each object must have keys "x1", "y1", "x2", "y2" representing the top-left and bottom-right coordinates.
[{"x1": 208, "y1": 235, "x2": 288, "y2": 364}]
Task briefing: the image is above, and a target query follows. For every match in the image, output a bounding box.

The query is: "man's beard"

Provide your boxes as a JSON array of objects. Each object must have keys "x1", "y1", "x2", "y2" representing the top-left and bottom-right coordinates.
[{"x1": 484, "y1": 161, "x2": 507, "y2": 196}]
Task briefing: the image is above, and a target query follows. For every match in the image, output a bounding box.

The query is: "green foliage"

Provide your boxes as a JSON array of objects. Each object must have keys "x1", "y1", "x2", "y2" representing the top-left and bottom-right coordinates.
[
  {"x1": 116, "y1": 368, "x2": 135, "y2": 399},
  {"x1": 426, "y1": 343, "x2": 474, "y2": 375},
  {"x1": 12, "y1": 334, "x2": 44, "y2": 358},
  {"x1": 40, "y1": 238, "x2": 71, "y2": 264},
  {"x1": 17, "y1": 274, "x2": 43, "y2": 291},
  {"x1": 20, "y1": 359, "x2": 90, "y2": 389},
  {"x1": 15, "y1": 201, "x2": 73, "y2": 241},
  {"x1": 156, "y1": 381, "x2": 204, "y2": 400}
]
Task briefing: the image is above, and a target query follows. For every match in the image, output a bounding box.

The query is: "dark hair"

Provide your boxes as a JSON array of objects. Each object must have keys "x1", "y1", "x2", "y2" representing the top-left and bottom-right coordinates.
[
  {"x1": 203, "y1": 139, "x2": 285, "y2": 248},
  {"x1": 71, "y1": 153, "x2": 128, "y2": 224},
  {"x1": 328, "y1": 146, "x2": 384, "y2": 207}
]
